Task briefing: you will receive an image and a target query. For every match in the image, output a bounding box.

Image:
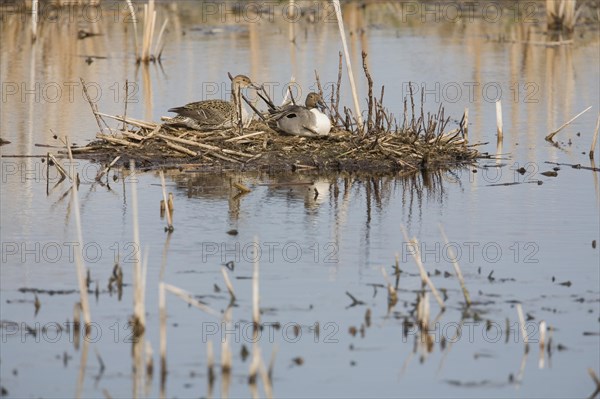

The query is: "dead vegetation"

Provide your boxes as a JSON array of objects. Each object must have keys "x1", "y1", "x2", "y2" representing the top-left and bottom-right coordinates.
[{"x1": 71, "y1": 54, "x2": 487, "y2": 173}]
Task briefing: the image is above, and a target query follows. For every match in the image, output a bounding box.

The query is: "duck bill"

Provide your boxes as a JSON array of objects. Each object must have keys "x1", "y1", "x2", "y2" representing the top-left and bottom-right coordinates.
[{"x1": 317, "y1": 99, "x2": 327, "y2": 112}]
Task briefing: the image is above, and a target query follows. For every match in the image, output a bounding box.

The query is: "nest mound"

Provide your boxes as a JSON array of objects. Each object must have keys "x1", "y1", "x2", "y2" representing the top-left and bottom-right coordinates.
[{"x1": 71, "y1": 117, "x2": 484, "y2": 173}]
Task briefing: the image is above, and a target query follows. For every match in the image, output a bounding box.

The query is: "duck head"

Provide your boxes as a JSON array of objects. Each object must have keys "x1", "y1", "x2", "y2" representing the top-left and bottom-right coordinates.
[
  {"x1": 305, "y1": 92, "x2": 327, "y2": 112},
  {"x1": 230, "y1": 74, "x2": 261, "y2": 90}
]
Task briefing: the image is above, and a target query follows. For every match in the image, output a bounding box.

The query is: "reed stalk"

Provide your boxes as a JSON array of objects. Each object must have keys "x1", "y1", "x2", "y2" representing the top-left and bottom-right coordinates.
[
  {"x1": 130, "y1": 160, "x2": 145, "y2": 335},
  {"x1": 545, "y1": 106, "x2": 592, "y2": 141},
  {"x1": 538, "y1": 320, "x2": 546, "y2": 369},
  {"x1": 164, "y1": 284, "x2": 220, "y2": 316},
  {"x1": 380, "y1": 267, "x2": 397, "y2": 308},
  {"x1": 496, "y1": 100, "x2": 503, "y2": 140},
  {"x1": 221, "y1": 268, "x2": 236, "y2": 302},
  {"x1": 125, "y1": 0, "x2": 139, "y2": 60},
  {"x1": 332, "y1": 0, "x2": 363, "y2": 132},
  {"x1": 252, "y1": 236, "x2": 260, "y2": 328},
  {"x1": 66, "y1": 138, "x2": 92, "y2": 329},
  {"x1": 516, "y1": 304, "x2": 529, "y2": 350},
  {"x1": 31, "y1": 0, "x2": 38, "y2": 42},
  {"x1": 221, "y1": 306, "x2": 232, "y2": 399},
  {"x1": 159, "y1": 171, "x2": 174, "y2": 231},
  {"x1": 462, "y1": 107, "x2": 469, "y2": 141},
  {"x1": 590, "y1": 113, "x2": 600, "y2": 159},
  {"x1": 438, "y1": 225, "x2": 471, "y2": 307},
  {"x1": 159, "y1": 282, "x2": 167, "y2": 387},
  {"x1": 401, "y1": 226, "x2": 445, "y2": 310}
]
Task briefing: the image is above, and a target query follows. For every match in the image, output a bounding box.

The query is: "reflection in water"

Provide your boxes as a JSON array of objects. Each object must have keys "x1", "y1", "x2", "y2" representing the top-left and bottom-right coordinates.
[{"x1": 169, "y1": 169, "x2": 457, "y2": 234}]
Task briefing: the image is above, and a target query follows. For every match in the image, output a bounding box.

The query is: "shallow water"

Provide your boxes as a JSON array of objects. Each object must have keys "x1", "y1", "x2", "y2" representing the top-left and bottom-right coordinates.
[{"x1": 1, "y1": 1, "x2": 599, "y2": 398}]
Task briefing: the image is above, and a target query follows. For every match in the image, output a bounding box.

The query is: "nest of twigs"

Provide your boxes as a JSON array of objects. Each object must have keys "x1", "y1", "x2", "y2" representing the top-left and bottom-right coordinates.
[{"x1": 72, "y1": 53, "x2": 487, "y2": 173}]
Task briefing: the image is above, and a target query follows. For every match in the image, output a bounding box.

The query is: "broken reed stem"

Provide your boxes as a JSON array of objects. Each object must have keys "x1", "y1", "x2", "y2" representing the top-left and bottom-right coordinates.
[
  {"x1": 334, "y1": 51, "x2": 343, "y2": 123},
  {"x1": 268, "y1": 345, "x2": 278, "y2": 383},
  {"x1": 221, "y1": 306, "x2": 233, "y2": 375},
  {"x1": 159, "y1": 282, "x2": 167, "y2": 387},
  {"x1": 66, "y1": 137, "x2": 91, "y2": 328},
  {"x1": 130, "y1": 160, "x2": 145, "y2": 335},
  {"x1": 362, "y1": 51, "x2": 374, "y2": 135},
  {"x1": 80, "y1": 78, "x2": 104, "y2": 134},
  {"x1": 159, "y1": 171, "x2": 174, "y2": 231},
  {"x1": 332, "y1": 0, "x2": 363, "y2": 133},
  {"x1": 462, "y1": 107, "x2": 469, "y2": 141},
  {"x1": 96, "y1": 155, "x2": 121, "y2": 181},
  {"x1": 546, "y1": 105, "x2": 592, "y2": 141},
  {"x1": 588, "y1": 368, "x2": 600, "y2": 388},
  {"x1": 125, "y1": 0, "x2": 139, "y2": 60},
  {"x1": 163, "y1": 284, "x2": 220, "y2": 317},
  {"x1": 221, "y1": 268, "x2": 236, "y2": 302},
  {"x1": 31, "y1": 0, "x2": 38, "y2": 42},
  {"x1": 380, "y1": 267, "x2": 398, "y2": 307},
  {"x1": 516, "y1": 304, "x2": 529, "y2": 348},
  {"x1": 438, "y1": 225, "x2": 471, "y2": 307},
  {"x1": 153, "y1": 17, "x2": 169, "y2": 59},
  {"x1": 122, "y1": 80, "x2": 129, "y2": 131},
  {"x1": 252, "y1": 236, "x2": 260, "y2": 328},
  {"x1": 496, "y1": 100, "x2": 503, "y2": 140},
  {"x1": 538, "y1": 320, "x2": 546, "y2": 369},
  {"x1": 48, "y1": 153, "x2": 71, "y2": 181},
  {"x1": 145, "y1": 340, "x2": 154, "y2": 380},
  {"x1": 590, "y1": 112, "x2": 600, "y2": 159},
  {"x1": 401, "y1": 226, "x2": 445, "y2": 310}
]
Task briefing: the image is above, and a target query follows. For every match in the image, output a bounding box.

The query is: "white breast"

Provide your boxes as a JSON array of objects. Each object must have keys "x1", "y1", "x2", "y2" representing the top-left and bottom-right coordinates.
[{"x1": 310, "y1": 109, "x2": 331, "y2": 136}]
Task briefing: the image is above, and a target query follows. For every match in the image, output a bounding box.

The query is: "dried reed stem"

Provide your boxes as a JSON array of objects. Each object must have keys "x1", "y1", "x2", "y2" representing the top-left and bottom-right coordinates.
[
  {"x1": 252, "y1": 236, "x2": 260, "y2": 327},
  {"x1": 130, "y1": 160, "x2": 145, "y2": 335},
  {"x1": 380, "y1": 267, "x2": 397, "y2": 308},
  {"x1": 125, "y1": 0, "x2": 139, "y2": 60},
  {"x1": 438, "y1": 225, "x2": 471, "y2": 307},
  {"x1": 31, "y1": 0, "x2": 38, "y2": 42},
  {"x1": 66, "y1": 138, "x2": 91, "y2": 328},
  {"x1": 589, "y1": 368, "x2": 600, "y2": 388},
  {"x1": 538, "y1": 320, "x2": 546, "y2": 369},
  {"x1": 221, "y1": 268, "x2": 236, "y2": 302},
  {"x1": 362, "y1": 51, "x2": 374, "y2": 134},
  {"x1": 546, "y1": 106, "x2": 592, "y2": 141},
  {"x1": 332, "y1": 0, "x2": 364, "y2": 132},
  {"x1": 163, "y1": 284, "x2": 220, "y2": 317},
  {"x1": 159, "y1": 171, "x2": 174, "y2": 231},
  {"x1": 462, "y1": 107, "x2": 469, "y2": 141},
  {"x1": 590, "y1": 113, "x2": 600, "y2": 159},
  {"x1": 159, "y1": 282, "x2": 167, "y2": 387},
  {"x1": 48, "y1": 154, "x2": 71, "y2": 181},
  {"x1": 496, "y1": 100, "x2": 503, "y2": 140},
  {"x1": 401, "y1": 226, "x2": 445, "y2": 310},
  {"x1": 153, "y1": 18, "x2": 169, "y2": 59},
  {"x1": 516, "y1": 304, "x2": 529, "y2": 348}
]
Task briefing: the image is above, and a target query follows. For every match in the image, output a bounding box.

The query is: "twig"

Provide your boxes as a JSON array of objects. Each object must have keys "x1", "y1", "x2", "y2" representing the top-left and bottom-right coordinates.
[
  {"x1": 438, "y1": 225, "x2": 471, "y2": 307},
  {"x1": 96, "y1": 156, "x2": 121, "y2": 181},
  {"x1": 590, "y1": 112, "x2": 600, "y2": 159},
  {"x1": 496, "y1": 100, "x2": 503, "y2": 140},
  {"x1": 546, "y1": 106, "x2": 592, "y2": 141},
  {"x1": 80, "y1": 78, "x2": 105, "y2": 134},
  {"x1": 48, "y1": 153, "x2": 71, "y2": 181},
  {"x1": 164, "y1": 284, "x2": 220, "y2": 317},
  {"x1": 221, "y1": 268, "x2": 236, "y2": 302},
  {"x1": 165, "y1": 141, "x2": 196, "y2": 157},
  {"x1": 159, "y1": 171, "x2": 174, "y2": 232},
  {"x1": 401, "y1": 226, "x2": 445, "y2": 310},
  {"x1": 362, "y1": 51, "x2": 374, "y2": 135},
  {"x1": 225, "y1": 131, "x2": 265, "y2": 142}
]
